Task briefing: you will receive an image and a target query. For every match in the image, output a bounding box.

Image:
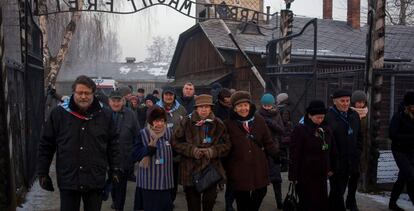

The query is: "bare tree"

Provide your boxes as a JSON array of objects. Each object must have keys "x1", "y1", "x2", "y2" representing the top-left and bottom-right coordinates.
[
  {"x1": 38, "y1": 0, "x2": 122, "y2": 87},
  {"x1": 146, "y1": 36, "x2": 167, "y2": 63},
  {"x1": 146, "y1": 36, "x2": 176, "y2": 63},
  {"x1": 38, "y1": 0, "x2": 84, "y2": 86},
  {"x1": 386, "y1": 0, "x2": 414, "y2": 25},
  {"x1": 165, "y1": 36, "x2": 176, "y2": 62}
]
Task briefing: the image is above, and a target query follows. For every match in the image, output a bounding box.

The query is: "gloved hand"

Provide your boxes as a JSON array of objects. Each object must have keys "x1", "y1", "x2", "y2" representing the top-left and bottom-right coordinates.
[
  {"x1": 193, "y1": 147, "x2": 203, "y2": 160},
  {"x1": 111, "y1": 169, "x2": 123, "y2": 184},
  {"x1": 200, "y1": 148, "x2": 215, "y2": 159},
  {"x1": 39, "y1": 175, "x2": 54, "y2": 192}
]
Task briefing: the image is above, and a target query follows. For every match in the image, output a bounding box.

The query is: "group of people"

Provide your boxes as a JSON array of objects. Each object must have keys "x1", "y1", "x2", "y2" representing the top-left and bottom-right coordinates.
[{"x1": 36, "y1": 75, "x2": 414, "y2": 211}]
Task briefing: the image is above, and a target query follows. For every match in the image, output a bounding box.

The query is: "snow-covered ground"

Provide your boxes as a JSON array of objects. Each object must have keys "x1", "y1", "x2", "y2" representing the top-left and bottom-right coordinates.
[{"x1": 359, "y1": 191, "x2": 413, "y2": 210}]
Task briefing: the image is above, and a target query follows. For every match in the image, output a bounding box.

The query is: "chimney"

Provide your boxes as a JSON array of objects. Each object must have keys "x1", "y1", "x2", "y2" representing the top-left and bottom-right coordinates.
[
  {"x1": 323, "y1": 0, "x2": 333, "y2": 19},
  {"x1": 347, "y1": 0, "x2": 360, "y2": 29}
]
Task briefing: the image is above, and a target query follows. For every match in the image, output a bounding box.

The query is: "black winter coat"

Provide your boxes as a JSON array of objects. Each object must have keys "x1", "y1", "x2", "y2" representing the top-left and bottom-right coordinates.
[
  {"x1": 257, "y1": 107, "x2": 284, "y2": 182},
  {"x1": 137, "y1": 105, "x2": 148, "y2": 129},
  {"x1": 289, "y1": 117, "x2": 335, "y2": 211},
  {"x1": 113, "y1": 107, "x2": 139, "y2": 170},
  {"x1": 325, "y1": 106, "x2": 362, "y2": 175},
  {"x1": 37, "y1": 96, "x2": 120, "y2": 191},
  {"x1": 178, "y1": 96, "x2": 195, "y2": 115},
  {"x1": 389, "y1": 110, "x2": 414, "y2": 153},
  {"x1": 214, "y1": 101, "x2": 231, "y2": 121}
]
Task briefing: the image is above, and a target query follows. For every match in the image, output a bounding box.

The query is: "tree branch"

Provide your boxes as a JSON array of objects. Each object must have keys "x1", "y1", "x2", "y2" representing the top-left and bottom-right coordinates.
[
  {"x1": 385, "y1": 8, "x2": 398, "y2": 25},
  {"x1": 46, "y1": 0, "x2": 83, "y2": 86}
]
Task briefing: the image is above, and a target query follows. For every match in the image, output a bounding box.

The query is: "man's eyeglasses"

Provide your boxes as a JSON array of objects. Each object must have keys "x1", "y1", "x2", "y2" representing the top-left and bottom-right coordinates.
[{"x1": 74, "y1": 91, "x2": 93, "y2": 96}]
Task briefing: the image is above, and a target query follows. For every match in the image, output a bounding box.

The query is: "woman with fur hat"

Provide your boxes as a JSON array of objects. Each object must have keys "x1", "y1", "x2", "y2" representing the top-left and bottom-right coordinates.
[
  {"x1": 172, "y1": 94, "x2": 231, "y2": 211},
  {"x1": 389, "y1": 91, "x2": 414, "y2": 210},
  {"x1": 131, "y1": 106, "x2": 174, "y2": 211},
  {"x1": 224, "y1": 91, "x2": 279, "y2": 211},
  {"x1": 289, "y1": 100, "x2": 335, "y2": 211}
]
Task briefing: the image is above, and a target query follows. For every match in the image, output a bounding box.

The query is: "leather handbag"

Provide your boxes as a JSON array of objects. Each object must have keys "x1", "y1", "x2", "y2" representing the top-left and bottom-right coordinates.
[
  {"x1": 192, "y1": 163, "x2": 222, "y2": 193},
  {"x1": 283, "y1": 182, "x2": 299, "y2": 211}
]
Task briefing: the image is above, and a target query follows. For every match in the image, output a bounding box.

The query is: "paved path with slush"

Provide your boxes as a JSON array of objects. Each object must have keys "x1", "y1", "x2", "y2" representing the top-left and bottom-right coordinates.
[{"x1": 19, "y1": 162, "x2": 412, "y2": 211}]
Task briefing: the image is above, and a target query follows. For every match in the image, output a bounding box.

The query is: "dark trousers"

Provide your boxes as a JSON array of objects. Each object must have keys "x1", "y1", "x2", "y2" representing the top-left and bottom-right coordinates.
[
  {"x1": 134, "y1": 187, "x2": 143, "y2": 210},
  {"x1": 390, "y1": 172, "x2": 406, "y2": 204},
  {"x1": 346, "y1": 172, "x2": 360, "y2": 208},
  {"x1": 142, "y1": 189, "x2": 173, "y2": 211},
  {"x1": 328, "y1": 174, "x2": 349, "y2": 211},
  {"x1": 271, "y1": 181, "x2": 283, "y2": 207},
  {"x1": 392, "y1": 150, "x2": 414, "y2": 204},
  {"x1": 172, "y1": 162, "x2": 179, "y2": 202},
  {"x1": 234, "y1": 187, "x2": 267, "y2": 211},
  {"x1": 184, "y1": 185, "x2": 218, "y2": 211},
  {"x1": 60, "y1": 189, "x2": 102, "y2": 211},
  {"x1": 225, "y1": 185, "x2": 235, "y2": 210},
  {"x1": 111, "y1": 169, "x2": 132, "y2": 210}
]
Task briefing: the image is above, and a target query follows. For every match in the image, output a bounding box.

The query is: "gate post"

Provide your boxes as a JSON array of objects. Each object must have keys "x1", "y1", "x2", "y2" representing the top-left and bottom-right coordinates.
[
  {"x1": 0, "y1": 4, "x2": 15, "y2": 209},
  {"x1": 363, "y1": 0, "x2": 385, "y2": 192},
  {"x1": 276, "y1": 9, "x2": 293, "y2": 93}
]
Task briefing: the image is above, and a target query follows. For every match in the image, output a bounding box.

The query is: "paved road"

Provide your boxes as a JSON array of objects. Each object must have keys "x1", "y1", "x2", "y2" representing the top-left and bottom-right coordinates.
[{"x1": 20, "y1": 164, "x2": 409, "y2": 211}]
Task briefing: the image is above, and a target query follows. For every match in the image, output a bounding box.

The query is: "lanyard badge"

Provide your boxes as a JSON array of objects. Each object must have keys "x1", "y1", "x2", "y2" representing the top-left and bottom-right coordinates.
[
  {"x1": 155, "y1": 158, "x2": 164, "y2": 165},
  {"x1": 347, "y1": 127, "x2": 354, "y2": 135}
]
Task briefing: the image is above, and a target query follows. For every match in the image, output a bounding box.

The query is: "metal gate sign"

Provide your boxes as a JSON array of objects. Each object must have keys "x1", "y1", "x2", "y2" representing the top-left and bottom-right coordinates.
[{"x1": 35, "y1": 0, "x2": 275, "y2": 26}]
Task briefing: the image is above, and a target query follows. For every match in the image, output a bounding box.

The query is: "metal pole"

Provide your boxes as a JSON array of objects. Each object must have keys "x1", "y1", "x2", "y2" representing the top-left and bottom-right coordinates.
[{"x1": 220, "y1": 19, "x2": 266, "y2": 92}]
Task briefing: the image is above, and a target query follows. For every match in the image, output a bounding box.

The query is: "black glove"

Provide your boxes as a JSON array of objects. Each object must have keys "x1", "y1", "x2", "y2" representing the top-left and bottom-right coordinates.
[
  {"x1": 111, "y1": 169, "x2": 123, "y2": 184},
  {"x1": 39, "y1": 175, "x2": 54, "y2": 192}
]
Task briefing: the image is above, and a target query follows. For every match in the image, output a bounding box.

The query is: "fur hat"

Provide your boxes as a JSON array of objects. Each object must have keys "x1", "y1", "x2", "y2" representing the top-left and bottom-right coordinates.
[
  {"x1": 147, "y1": 106, "x2": 167, "y2": 125},
  {"x1": 351, "y1": 90, "x2": 367, "y2": 103},
  {"x1": 194, "y1": 94, "x2": 214, "y2": 107},
  {"x1": 260, "y1": 93, "x2": 275, "y2": 105},
  {"x1": 332, "y1": 89, "x2": 352, "y2": 99},
  {"x1": 404, "y1": 91, "x2": 414, "y2": 106},
  {"x1": 230, "y1": 91, "x2": 251, "y2": 107},
  {"x1": 306, "y1": 100, "x2": 327, "y2": 115},
  {"x1": 276, "y1": 93, "x2": 289, "y2": 104}
]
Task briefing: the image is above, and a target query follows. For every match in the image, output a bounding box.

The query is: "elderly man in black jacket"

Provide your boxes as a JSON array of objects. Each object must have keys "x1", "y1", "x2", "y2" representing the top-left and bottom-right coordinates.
[
  {"x1": 325, "y1": 89, "x2": 362, "y2": 211},
  {"x1": 107, "y1": 90, "x2": 139, "y2": 211},
  {"x1": 37, "y1": 75, "x2": 121, "y2": 211}
]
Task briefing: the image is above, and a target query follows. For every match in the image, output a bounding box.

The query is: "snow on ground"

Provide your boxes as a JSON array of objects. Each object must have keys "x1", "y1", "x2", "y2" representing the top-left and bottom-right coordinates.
[{"x1": 359, "y1": 191, "x2": 413, "y2": 210}]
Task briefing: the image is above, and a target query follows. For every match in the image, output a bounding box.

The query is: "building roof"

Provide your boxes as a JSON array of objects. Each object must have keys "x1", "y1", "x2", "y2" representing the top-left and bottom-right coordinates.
[
  {"x1": 168, "y1": 16, "x2": 414, "y2": 77},
  {"x1": 57, "y1": 61, "x2": 170, "y2": 82}
]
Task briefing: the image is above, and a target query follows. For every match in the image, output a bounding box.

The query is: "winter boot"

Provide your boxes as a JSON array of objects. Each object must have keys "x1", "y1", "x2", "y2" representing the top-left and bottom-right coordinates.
[{"x1": 389, "y1": 200, "x2": 405, "y2": 211}]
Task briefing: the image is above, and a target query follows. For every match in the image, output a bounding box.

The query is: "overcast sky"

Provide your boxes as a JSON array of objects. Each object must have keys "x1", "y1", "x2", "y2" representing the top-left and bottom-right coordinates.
[{"x1": 116, "y1": 0, "x2": 368, "y2": 62}]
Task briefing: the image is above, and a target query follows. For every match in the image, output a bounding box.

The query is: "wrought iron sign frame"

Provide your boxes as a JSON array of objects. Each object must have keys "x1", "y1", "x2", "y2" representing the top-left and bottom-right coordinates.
[{"x1": 34, "y1": 0, "x2": 278, "y2": 30}]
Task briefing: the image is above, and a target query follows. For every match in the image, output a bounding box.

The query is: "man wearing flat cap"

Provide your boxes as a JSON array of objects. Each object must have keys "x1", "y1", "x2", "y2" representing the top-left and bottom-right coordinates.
[
  {"x1": 325, "y1": 89, "x2": 362, "y2": 211},
  {"x1": 107, "y1": 90, "x2": 139, "y2": 211}
]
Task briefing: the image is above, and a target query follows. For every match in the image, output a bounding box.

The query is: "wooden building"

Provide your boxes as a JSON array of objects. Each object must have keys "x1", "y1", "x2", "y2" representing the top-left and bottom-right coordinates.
[{"x1": 168, "y1": 2, "x2": 414, "y2": 148}]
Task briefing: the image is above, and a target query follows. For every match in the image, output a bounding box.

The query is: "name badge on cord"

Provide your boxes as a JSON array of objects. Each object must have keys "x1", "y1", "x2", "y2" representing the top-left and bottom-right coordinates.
[
  {"x1": 167, "y1": 123, "x2": 174, "y2": 128},
  {"x1": 203, "y1": 136, "x2": 212, "y2": 144},
  {"x1": 348, "y1": 127, "x2": 353, "y2": 135},
  {"x1": 155, "y1": 158, "x2": 164, "y2": 165}
]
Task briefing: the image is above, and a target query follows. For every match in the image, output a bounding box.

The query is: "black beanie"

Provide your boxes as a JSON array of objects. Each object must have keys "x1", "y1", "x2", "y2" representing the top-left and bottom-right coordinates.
[
  {"x1": 332, "y1": 89, "x2": 352, "y2": 99},
  {"x1": 404, "y1": 91, "x2": 414, "y2": 106},
  {"x1": 306, "y1": 100, "x2": 327, "y2": 115},
  {"x1": 145, "y1": 94, "x2": 158, "y2": 104}
]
